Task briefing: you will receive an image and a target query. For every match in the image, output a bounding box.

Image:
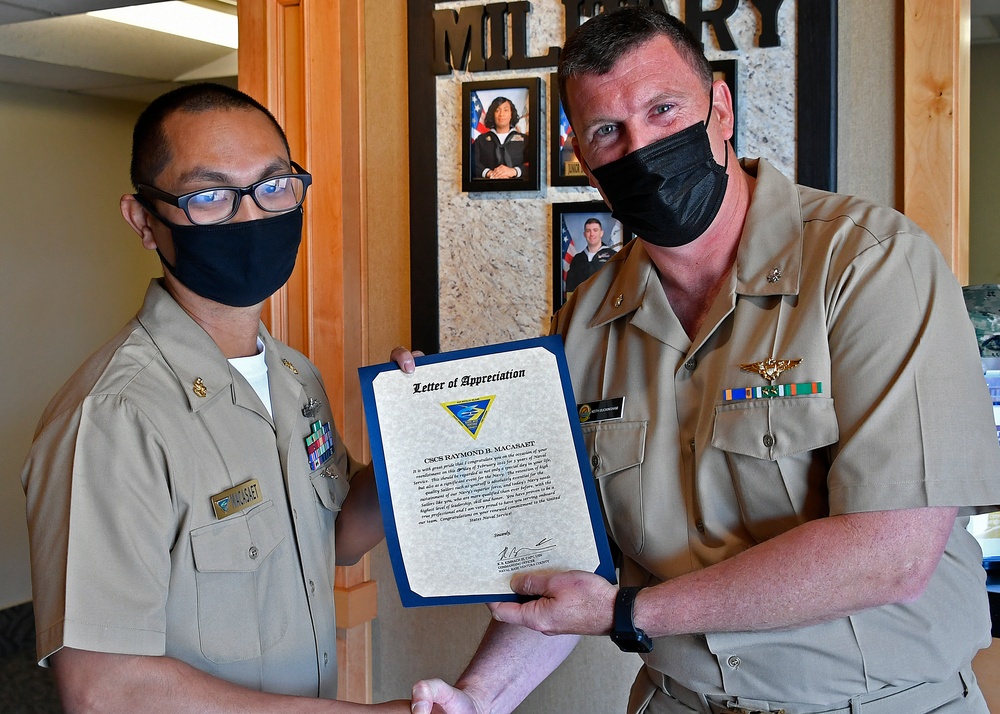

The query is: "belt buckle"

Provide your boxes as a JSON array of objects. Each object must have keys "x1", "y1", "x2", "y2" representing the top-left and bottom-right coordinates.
[{"x1": 722, "y1": 708, "x2": 785, "y2": 714}]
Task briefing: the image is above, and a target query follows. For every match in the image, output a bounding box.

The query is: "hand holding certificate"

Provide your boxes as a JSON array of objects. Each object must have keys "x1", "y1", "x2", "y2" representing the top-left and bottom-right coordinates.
[{"x1": 359, "y1": 336, "x2": 616, "y2": 606}]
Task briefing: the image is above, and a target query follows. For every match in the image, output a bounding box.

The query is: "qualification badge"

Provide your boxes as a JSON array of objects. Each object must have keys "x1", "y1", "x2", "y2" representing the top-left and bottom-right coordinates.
[
  {"x1": 305, "y1": 420, "x2": 334, "y2": 471},
  {"x1": 739, "y1": 357, "x2": 801, "y2": 381},
  {"x1": 302, "y1": 397, "x2": 322, "y2": 418},
  {"x1": 723, "y1": 357, "x2": 822, "y2": 402}
]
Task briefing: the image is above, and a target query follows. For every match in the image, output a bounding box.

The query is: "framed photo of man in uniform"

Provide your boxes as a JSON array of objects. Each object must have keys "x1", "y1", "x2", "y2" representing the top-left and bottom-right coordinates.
[
  {"x1": 552, "y1": 201, "x2": 632, "y2": 309},
  {"x1": 550, "y1": 73, "x2": 589, "y2": 187},
  {"x1": 462, "y1": 78, "x2": 540, "y2": 193}
]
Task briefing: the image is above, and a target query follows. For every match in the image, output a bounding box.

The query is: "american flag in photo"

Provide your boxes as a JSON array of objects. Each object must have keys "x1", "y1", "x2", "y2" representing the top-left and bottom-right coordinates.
[
  {"x1": 470, "y1": 92, "x2": 487, "y2": 141},
  {"x1": 561, "y1": 219, "x2": 577, "y2": 284}
]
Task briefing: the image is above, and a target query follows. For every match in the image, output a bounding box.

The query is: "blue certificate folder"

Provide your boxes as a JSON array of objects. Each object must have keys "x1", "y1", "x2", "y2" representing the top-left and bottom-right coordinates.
[{"x1": 358, "y1": 335, "x2": 617, "y2": 607}]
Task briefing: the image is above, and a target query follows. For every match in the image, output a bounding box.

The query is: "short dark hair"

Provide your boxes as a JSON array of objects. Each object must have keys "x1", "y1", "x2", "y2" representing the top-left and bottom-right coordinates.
[
  {"x1": 557, "y1": 7, "x2": 712, "y2": 126},
  {"x1": 130, "y1": 82, "x2": 290, "y2": 189},
  {"x1": 484, "y1": 96, "x2": 520, "y2": 131},
  {"x1": 584, "y1": 217, "x2": 603, "y2": 230}
]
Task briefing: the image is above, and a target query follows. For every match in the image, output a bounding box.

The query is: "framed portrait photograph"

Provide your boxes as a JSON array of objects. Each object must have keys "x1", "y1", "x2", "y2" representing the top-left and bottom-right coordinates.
[
  {"x1": 549, "y1": 73, "x2": 589, "y2": 187},
  {"x1": 552, "y1": 201, "x2": 632, "y2": 309},
  {"x1": 462, "y1": 78, "x2": 541, "y2": 193}
]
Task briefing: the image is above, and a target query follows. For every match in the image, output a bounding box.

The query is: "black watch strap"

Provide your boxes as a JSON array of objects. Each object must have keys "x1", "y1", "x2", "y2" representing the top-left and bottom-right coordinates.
[{"x1": 610, "y1": 586, "x2": 653, "y2": 653}]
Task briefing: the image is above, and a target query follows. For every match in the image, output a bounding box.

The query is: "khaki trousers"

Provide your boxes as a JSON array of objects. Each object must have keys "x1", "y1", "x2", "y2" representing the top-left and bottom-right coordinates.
[{"x1": 628, "y1": 665, "x2": 989, "y2": 714}]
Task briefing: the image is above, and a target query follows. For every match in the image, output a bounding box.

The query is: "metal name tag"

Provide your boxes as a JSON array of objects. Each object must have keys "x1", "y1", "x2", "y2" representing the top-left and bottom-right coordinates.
[
  {"x1": 211, "y1": 478, "x2": 262, "y2": 520},
  {"x1": 578, "y1": 397, "x2": 625, "y2": 423}
]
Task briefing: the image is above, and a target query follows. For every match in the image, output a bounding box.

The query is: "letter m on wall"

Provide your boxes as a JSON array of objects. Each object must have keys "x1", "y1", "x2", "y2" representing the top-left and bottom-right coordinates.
[{"x1": 433, "y1": 5, "x2": 486, "y2": 74}]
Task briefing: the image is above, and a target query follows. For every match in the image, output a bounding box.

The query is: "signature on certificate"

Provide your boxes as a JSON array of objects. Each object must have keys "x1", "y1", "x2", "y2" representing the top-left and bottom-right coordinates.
[{"x1": 497, "y1": 537, "x2": 557, "y2": 563}]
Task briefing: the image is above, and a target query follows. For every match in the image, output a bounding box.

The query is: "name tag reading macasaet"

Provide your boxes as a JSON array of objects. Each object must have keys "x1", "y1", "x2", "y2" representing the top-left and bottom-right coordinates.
[{"x1": 211, "y1": 479, "x2": 263, "y2": 520}]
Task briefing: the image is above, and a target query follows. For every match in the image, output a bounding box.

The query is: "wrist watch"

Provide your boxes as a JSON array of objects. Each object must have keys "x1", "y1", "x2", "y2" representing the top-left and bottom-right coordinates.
[{"x1": 610, "y1": 586, "x2": 653, "y2": 653}]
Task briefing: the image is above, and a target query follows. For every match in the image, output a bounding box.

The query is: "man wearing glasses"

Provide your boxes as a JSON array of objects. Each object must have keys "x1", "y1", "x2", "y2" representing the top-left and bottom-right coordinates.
[{"x1": 21, "y1": 83, "x2": 408, "y2": 712}]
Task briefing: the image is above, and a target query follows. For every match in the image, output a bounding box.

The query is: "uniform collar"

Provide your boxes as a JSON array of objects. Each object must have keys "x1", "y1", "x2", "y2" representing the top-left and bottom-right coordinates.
[
  {"x1": 588, "y1": 240, "x2": 688, "y2": 349},
  {"x1": 136, "y1": 279, "x2": 286, "y2": 414},
  {"x1": 733, "y1": 157, "x2": 803, "y2": 297},
  {"x1": 589, "y1": 240, "x2": 657, "y2": 328},
  {"x1": 589, "y1": 156, "x2": 803, "y2": 332},
  {"x1": 259, "y1": 328, "x2": 310, "y2": 405}
]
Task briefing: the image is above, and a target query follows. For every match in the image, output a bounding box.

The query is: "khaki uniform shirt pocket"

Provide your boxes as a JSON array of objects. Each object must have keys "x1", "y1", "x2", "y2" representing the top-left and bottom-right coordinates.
[
  {"x1": 309, "y1": 462, "x2": 350, "y2": 513},
  {"x1": 712, "y1": 397, "x2": 839, "y2": 542},
  {"x1": 582, "y1": 420, "x2": 647, "y2": 557},
  {"x1": 190, "y1": 500, "x2": 288, "y2": 663}
]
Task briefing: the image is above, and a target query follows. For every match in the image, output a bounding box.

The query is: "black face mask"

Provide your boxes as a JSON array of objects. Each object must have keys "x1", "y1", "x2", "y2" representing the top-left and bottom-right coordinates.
[
  {"x1": 591, "y1": 97, "x2": 728, "y2": 248},
  {"x1": 151, "y1": 207, "x2": 303, "y2": 308}
]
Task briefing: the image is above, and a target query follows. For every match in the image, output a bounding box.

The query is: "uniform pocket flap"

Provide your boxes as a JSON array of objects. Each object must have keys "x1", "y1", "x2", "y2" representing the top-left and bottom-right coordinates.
[
  {"x1": 191, "y1": 500, "x2": 285, "y2": 573},
  {"x1": 581, "y1": 420, "x2": 647, "y2": 478},
  {"x1": 310, "y1": 465, "x2": 349, "y2": 511},
  {"x1": 712, "y1": 397, "x2": 839, "y2": 461}
]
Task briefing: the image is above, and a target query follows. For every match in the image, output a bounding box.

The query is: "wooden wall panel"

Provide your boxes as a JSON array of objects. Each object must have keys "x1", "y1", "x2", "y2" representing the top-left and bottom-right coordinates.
[
  {"x1": 903, "y1": 0, "x2": 970, "y2": 283},
  {"x1": 238, "y1": 0, "x2": 374, "y2": 703}
]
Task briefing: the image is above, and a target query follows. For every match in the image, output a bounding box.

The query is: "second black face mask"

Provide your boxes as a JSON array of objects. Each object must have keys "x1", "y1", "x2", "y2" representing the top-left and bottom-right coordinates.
[
  {"x1": 157, "y1": 208, "x2": 303, "y2": 308},
  {"x1": 592, "y1": 99, "x2": 728, "y2": 248}
]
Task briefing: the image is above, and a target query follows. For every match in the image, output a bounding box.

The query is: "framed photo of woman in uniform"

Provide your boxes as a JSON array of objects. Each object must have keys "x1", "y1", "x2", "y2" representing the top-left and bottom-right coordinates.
[
  {"x1": 552, "y1": 201, "x2": 632, "y2": 309},
  {"x1": 462, "y1": 78, "x2": 540, "y2": 193},
  {"x1": 550, "y1": 73, "x2": 589, "y2": 187}
]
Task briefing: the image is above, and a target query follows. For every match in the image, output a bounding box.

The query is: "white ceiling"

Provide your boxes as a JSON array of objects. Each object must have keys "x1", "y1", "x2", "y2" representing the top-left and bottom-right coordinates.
[
  {"x1": 0, "y1": 0, "x2": 996, "y2": 105},
  {"x1": 0, "y1": 0, "x2": 237, "y2": 103}
]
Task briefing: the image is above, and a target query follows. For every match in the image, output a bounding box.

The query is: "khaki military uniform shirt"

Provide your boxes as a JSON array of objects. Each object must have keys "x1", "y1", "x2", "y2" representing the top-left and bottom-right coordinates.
[
  {"x1": 22, "y1": 280, "x2": 362, "y2": 698},
  {"x1": 554, "y1": 159, "x2": 1000, "y2": 704}
]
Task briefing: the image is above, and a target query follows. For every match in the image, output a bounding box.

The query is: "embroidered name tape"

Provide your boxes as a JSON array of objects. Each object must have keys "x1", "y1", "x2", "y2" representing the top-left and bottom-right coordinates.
[
  {"x1": 722, "y1": 382, "x2": 822, "y2": 402},
  {"x1": 211, "y1": 478, "x2": 262, "y2": 520}
]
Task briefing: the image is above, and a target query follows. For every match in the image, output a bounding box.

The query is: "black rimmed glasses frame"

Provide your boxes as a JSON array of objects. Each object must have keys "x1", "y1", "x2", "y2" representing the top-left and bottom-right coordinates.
[{"x1": 135, "y1": 161, "x2": 313, "y2": 226}]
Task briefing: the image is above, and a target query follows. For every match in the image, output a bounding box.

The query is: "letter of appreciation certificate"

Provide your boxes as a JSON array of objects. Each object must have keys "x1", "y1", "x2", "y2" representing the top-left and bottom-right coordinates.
[{"x1": 359, "y1": 336, "x2": 616, "y2": 606}]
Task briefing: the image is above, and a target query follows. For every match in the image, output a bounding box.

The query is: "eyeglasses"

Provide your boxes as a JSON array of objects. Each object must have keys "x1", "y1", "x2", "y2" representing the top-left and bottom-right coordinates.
[{"x1": 136, "y1": 161, "x2": 312, "y2": 225}]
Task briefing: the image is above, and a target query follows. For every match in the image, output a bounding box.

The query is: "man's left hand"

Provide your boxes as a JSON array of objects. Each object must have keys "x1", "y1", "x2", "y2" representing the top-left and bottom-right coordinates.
[{"x1": 487, "y1": 570, "x2": 617, "y2": 636}]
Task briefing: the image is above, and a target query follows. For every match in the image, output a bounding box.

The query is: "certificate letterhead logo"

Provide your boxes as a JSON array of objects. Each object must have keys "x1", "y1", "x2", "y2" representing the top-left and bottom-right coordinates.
[{"x1": 442, "y1": 396, "x2": 495, "y2": 439}]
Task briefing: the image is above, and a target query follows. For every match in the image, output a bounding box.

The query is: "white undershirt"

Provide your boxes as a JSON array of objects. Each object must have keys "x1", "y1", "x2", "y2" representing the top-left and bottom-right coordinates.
[{"x1": 228, "y1": 337, "x2": 273, "y2": 417}]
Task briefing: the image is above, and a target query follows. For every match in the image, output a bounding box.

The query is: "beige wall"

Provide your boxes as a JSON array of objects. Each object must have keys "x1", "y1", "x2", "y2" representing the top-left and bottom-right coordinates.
[
  {"x1": 837, "y1": 0, "x2": 897, "y2": 207},
  {"x1": 970, "y1": 43, "x2": 1000, "y2": 286},
  {"x1": 0, "y1": 82, "x2": 160, "y2": 609}
]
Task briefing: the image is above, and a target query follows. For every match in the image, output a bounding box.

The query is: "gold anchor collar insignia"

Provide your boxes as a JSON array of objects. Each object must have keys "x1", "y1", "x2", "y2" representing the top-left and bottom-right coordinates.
[{"x1": 740, "y1": 357, "x2": 802, "y2": 381}]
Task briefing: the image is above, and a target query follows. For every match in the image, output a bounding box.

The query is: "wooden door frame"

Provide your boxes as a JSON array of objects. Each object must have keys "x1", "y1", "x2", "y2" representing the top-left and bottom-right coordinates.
[
  {"x1": 903, "y1": 0, "x2": 970, "y2": 283},
  {"x1": 237, "y1": 0, "x2": 374, "y2": 703}
]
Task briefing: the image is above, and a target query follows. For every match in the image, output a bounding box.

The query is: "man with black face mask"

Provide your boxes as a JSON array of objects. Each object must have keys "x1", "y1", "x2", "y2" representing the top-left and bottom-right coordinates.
[
  {"x1": 21, "y1": 83, "x2": 410, "y2": 713},
  {"x1": 410, "y1": 7, "x2": 1000, "y2": 714}
]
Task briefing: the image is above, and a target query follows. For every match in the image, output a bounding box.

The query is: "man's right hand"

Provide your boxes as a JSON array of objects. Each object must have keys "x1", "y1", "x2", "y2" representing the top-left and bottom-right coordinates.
[{"x1": 410, "y1": 679, "x2": 483, "y2": 714}]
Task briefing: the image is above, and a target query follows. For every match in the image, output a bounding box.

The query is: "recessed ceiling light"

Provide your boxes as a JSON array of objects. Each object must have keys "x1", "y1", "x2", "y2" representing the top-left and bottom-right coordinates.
[{"x1": 88, "y1": 1, "x2": 238, "y2": 49}]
